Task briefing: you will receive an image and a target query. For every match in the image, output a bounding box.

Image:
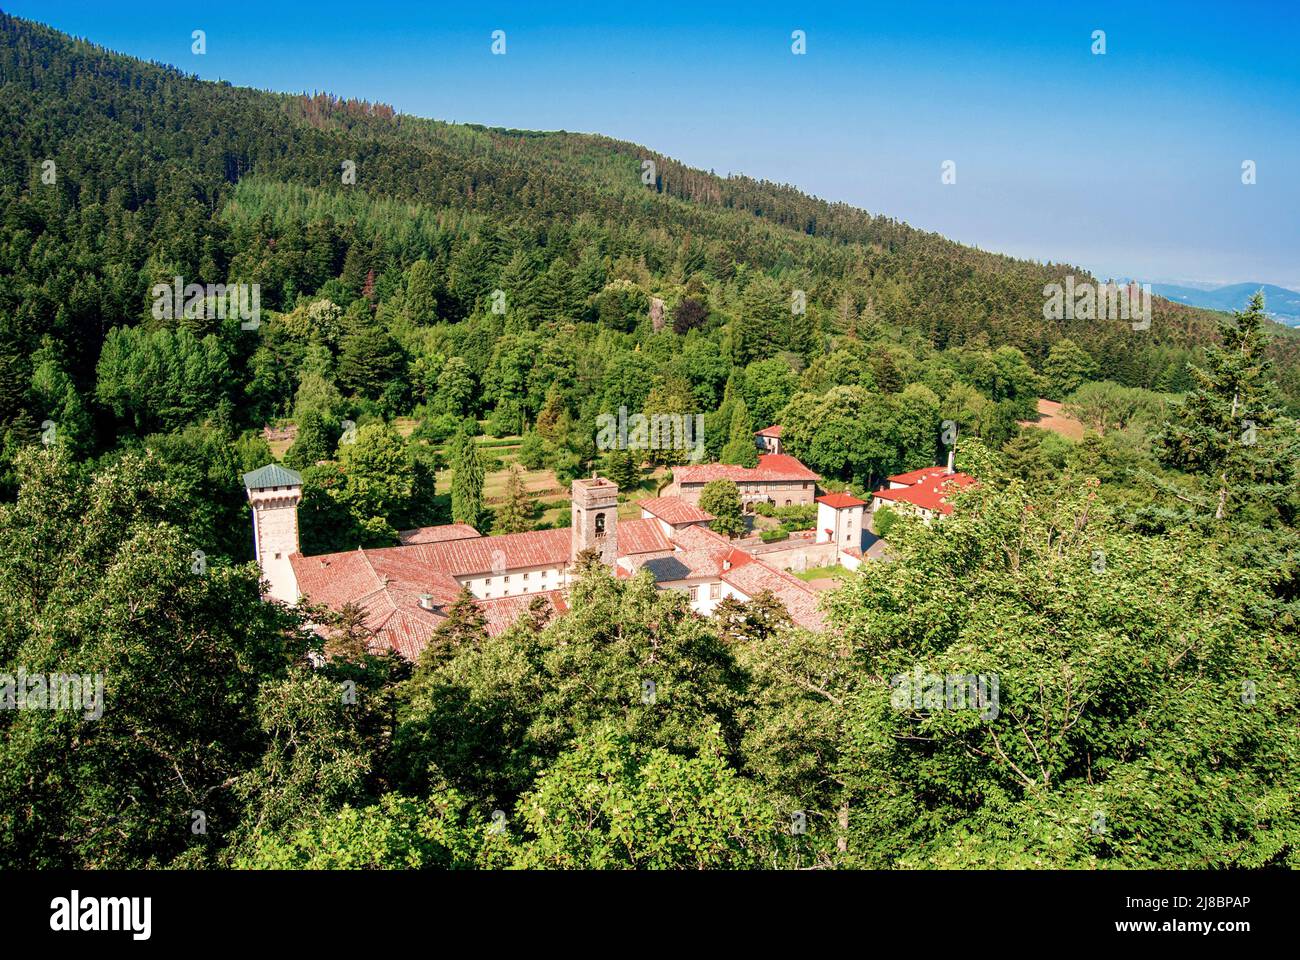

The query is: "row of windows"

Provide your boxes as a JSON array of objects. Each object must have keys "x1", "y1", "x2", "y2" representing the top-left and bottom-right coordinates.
[
  {"x1": 686, "y1": 583, "x2": 723, "y2": 602},
  {"x1": 484, "y1": 569, "x2": 553, "y2": 587}
]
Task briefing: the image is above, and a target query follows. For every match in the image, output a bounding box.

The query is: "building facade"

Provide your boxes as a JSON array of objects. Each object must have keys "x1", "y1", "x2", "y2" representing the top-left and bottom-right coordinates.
[
  {"x1": 669, "y1": 454, "x2": 820, "y2": 512},
  {"x1": 246, "y1": 466, "x2": 829, "y2": 659}
]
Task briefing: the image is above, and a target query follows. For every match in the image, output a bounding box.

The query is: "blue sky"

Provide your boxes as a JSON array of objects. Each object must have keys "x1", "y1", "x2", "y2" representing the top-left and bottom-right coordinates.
[{"x1": 13, "y1": 0, "x2": 1300, "y2": 288}]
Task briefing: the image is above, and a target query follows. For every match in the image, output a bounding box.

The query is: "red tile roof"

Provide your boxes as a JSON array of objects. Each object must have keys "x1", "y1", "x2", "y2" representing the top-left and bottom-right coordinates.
[
  {"x1": 477, "y1": 591, "x2": 567, "y2": 635},
  {"x1": 871, "y1": 472, "x2": 977, "y2": 515},
  {"x1": 754, "y1": 425, "x2": 783, "y2": 438},
  {"x1": 816, "y1": 493, "x2": 867, "y2": 509},
  {"x1": 673, "y1": 454, "x2": 819, "y2": 485},
  {"x1": 887, "y1": 465, "x2": 952, "y2": 486},
  {"x1": 720, "y1": 561, "x2": 826, "y2": 631},
  {"x1": 398, "y1": 523, "x2": 482, "y2": 545},
  {"x1": 290, "y1": 528, "x2": 574, "y2": 660},
  {"x1": 616, "y1": 517, "x2": 674, "y2": 555},
  {"x1": 638, "y1": 496, "x2": 714, "y2": 526}
]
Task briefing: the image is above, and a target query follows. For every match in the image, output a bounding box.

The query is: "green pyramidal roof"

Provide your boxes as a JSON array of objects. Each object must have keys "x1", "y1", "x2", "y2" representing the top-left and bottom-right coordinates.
[{"x1": 243, "y1": 463, "x2": 303, "y2": 491}]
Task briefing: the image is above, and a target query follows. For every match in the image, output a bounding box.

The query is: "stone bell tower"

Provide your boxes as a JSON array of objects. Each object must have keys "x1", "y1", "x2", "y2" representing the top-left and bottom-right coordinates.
[
  {"x1": 244, "y1": 463, "x2": 303, "y2": 603},
  {"x1": 570, "y1": 476, "x2": 619, "y2": 567}
]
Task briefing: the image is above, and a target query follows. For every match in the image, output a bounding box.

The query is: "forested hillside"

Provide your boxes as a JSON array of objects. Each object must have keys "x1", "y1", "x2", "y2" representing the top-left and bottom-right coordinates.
[{"x1": 1, "y1": 13, "x2": 1297, "y2": 870}]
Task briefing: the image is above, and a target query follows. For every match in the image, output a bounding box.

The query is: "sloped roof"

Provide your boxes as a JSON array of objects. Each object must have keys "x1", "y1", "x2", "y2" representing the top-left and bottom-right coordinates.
[
  {"x1": 817, "y1": 492, "x2": 867, "y2": 509},
  {"x1": 754, "y1": 425, "x2": 783, "y2": 438},
  {"x1": 638, "y1": 496, "x2": 714, "y2": 526},
  {"x1": 290, "y1": 528, "x2": 574, "y2": 661},
  {"x1": 720, "y1": 561, "x2": 826, "y2": 631},
  {"x1": 477, "y1": 592, "x2": 567, "y2": 635},
  {"x1": 673, "y1": 454, "x2": 819, "y2": 485},
  {"x1": 887, "y1": 465, "x2": 951, "y2": 486},
  {"x1": 616, "y1": 517, "x2": 674, "y2": 555},
  {"x1": 398, "y1": 523, "x2": 482, "y2": 545},
  {"x1": 871, "y1": 472, "x2": 977, "y2": 515},
  {"x1": 243, "y1": 463, "x2": 303, "y2": 490}
]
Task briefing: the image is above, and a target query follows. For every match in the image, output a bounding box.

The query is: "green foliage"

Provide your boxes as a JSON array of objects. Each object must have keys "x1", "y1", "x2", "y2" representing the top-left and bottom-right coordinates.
[
  {"x1": 1159, "y1": 293, "x2": 1298, "y2": 523},
  {"x1": 512, "y1": 726, "x2": 785, "y2": 869},
  {"x1": 822, "y1": 468, "x2": 1300, "y2": 868},
  {"x1": 283, "y1": 408, "x2": 337, "y2": 469},
  {"x1": 1042, "y1": 338, "x2": 1097, "y2": 399},
  {"x1": 0, "y1": 448, "x2": 307, "y2": 867},
  {"x1": 95, "y1": 325, "x2": 231, "y2": 434},
  {"x1": 697, "y1": 479, "x2": 745, "y2": 538},
  {"x1": 3, "y1": 13, "x2": 1299, "y2": 873},
  {"x1": 337, "y1": 325, "x2": 405, "y2": 401},
  {"x1": 601, "y1": 447, "x2": 639, "y2": 491},
  {"x1": 449, "y1": 431, "x2": 485, "y2": 528},
  {"x1": 404, "y1": 259, "x2": 439, "y2": 325},
  {"x1": 595, "y1": 280, "x2": 648, "y2": 332},
  {"x1": 518, "y1": 430, "x2": 548, "y2": 471},
  {"x1": 235, "y1": 791, "x2": 491, "y2": 869},
  {"x1": 335, "y1": 422, "x2": 417, "y2": 528},
  {"x1": 872, "y1": 504, "x2": 898, "y2": 538},
  {"x1": 774, "y1": 502, "x2": 817, "y2": 530},
  {"x1": 492, "y1": 467, "x2": 534, "y2": 535}
]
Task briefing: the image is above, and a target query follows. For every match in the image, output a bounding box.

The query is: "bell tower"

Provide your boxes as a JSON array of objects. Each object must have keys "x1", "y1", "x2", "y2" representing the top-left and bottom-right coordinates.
[
  {"x1": 243, "y1": 463, "x2": 303, "y2": 603},
  {"x1": 570, "y1": 476, "x2": 619, "y2": 567}
]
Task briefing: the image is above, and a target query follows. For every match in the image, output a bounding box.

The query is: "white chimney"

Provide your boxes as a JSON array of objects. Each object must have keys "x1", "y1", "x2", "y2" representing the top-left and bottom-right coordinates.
[
  {"x1": 418, "y1": 594, "x2": 435, "y2": 611},
  {"x1": 946, "y1": 447, "x2": 955, "y2": 474}
]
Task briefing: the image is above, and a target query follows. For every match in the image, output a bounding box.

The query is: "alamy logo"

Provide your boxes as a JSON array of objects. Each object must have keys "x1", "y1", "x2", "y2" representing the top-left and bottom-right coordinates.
[
  {"x1": 595, "y1": 405, "x2": 705, "y2": 462},
  {"x1": 0, "y1": 669, "x2": 104, "y2": 720},
  {"x1": 890, "y1": 666, "x2": 1000, "y2": 720},
  {"x1": 50, "y1": 891, "x2": 151, "y2": 940},
  {"x1": 1043, "y1": 277, "x2": 1151, "y2": 330},
  {"x1": 152, "y1": 276, "x2": 261, "y2": 329}
]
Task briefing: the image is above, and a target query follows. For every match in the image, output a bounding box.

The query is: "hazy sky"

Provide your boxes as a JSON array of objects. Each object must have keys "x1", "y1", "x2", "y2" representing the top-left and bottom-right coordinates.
[{"x1": 15, "y1": 0, "x2": 1300, "y2": 288}]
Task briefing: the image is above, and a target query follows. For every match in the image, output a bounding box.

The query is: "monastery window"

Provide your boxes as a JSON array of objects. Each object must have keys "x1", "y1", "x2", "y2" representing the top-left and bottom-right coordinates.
[
  {"x1": 709, "y1": 583, "x2": 721, "y2": 600},
  {"x1": 688, "y1": 585, "x2": 699, "y2": 602},
  {"x1": 485, "y1": 577, "x2": 492, "y2": 586},
  {"x1": 523, "y1": 572, "x2": 530, "y2": 581},
  {"x1": 504, "y1": 575, "x2": 511, "y2": 583}
]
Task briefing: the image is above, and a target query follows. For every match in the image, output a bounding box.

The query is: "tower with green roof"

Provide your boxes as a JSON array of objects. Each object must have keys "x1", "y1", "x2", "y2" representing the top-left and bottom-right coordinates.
[{"x1": 243, "y1": 463, "x2": 303, "y2": 603}]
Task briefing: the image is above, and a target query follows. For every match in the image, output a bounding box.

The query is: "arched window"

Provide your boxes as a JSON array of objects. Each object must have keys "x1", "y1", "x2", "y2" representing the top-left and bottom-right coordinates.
[{"x1": 594, "y1": 512, "x2": 606, "y2": 537}]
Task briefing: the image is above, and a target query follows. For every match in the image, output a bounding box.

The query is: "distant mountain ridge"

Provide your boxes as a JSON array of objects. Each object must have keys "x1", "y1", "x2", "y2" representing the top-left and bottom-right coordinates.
[{"x1": 1144, "y1": 282, "x2": 1300, "y2": 326}]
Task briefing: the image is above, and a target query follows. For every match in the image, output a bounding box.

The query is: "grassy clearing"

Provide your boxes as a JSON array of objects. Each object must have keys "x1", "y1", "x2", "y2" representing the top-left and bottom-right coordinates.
[{"x1": 793, "y1": 564, "x2": 849, "y2": 582}]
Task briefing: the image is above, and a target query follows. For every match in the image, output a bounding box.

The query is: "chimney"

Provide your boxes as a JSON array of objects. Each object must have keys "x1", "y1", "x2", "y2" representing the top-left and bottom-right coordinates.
[
  {"x1": 418, "y1": 594, "x2": 435, "y2": 611},
  {"x1": 946, "y1": 447, "x2": 955, "y2": 474}
]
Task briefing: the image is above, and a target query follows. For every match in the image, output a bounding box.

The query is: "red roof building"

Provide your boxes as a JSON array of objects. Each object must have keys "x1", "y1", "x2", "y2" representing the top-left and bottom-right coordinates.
[
  {"x1": 251, "y1": 465, "x2": 837, "y2": 662},
  {"x1": 670, "y1": 454, "x2": 820, "y2": 512},
  {"x1": 815, "y1": 492, "x2": 867, "y2": 509},
  {"x1": 754, "y1": 424, "x2": 784, "y2": 454},
  {"x1": 871, "y1": 470, "x2": 977, "y2": 518},
  {"x1": 398, "y1": 523, "x2": 482, "y2": 545},
  {"x1": 638, "y1": 496, "x2": 714, "y2": 527}
]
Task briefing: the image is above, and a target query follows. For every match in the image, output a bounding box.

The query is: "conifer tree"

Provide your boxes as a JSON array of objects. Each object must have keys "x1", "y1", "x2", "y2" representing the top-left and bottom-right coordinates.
[
  {"x1": 602, "y1": 447, "x2": 640, "y2": 491},
  {"x1": 720, "y1": 397, "x2": 758, "y2": 467},
  {"x1": 1159, "y1": 293, "x2": 1293, "y2": 520},
  {"x1": 450, "y1": 431, "x2": 485, "y2": 529},
  {"x1": 493, "y1": 466, "x2": 533, "y2": 534},
  {"x1": 420, "y1": 587, "x2": 488, "y2": 667}
]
